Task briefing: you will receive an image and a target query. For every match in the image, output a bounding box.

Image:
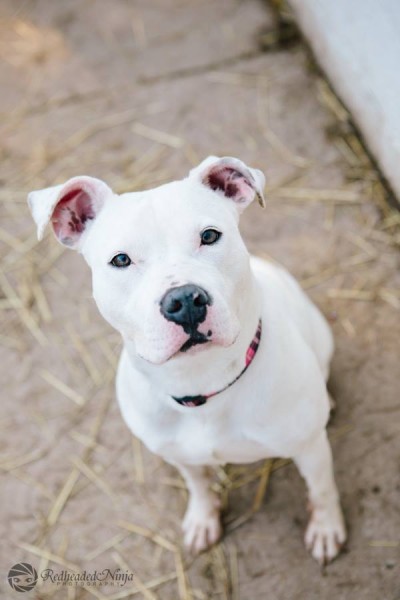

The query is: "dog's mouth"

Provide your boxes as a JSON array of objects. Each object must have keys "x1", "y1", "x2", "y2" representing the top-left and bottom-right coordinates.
[
  {"x1": 137, "y1": 331, "x2": 212, "y2": 365},
  {"x1": 135, "y1": 314, "x2": 239, "y2": 365},
  {"x1": 179, "y1": 330, "x2": 210, "y2": 352},
  {"x1": 163, "y1": 329, "x2": 212, "y2": 362}
]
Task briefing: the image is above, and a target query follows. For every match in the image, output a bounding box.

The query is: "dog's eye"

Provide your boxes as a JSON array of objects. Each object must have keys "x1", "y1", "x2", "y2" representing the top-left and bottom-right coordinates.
[
  {"x1": 110, "y1": 253, "x2": 132, "y2": 268},
  {"x1": 200, "y1": 228, "x2": 222, "y2": 246}
]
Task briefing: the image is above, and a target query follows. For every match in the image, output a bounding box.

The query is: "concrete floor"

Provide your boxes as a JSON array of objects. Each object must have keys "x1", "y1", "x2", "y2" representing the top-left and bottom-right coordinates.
[{"x1": 0, "y1": 1, "x2": 399, "y2": 598}]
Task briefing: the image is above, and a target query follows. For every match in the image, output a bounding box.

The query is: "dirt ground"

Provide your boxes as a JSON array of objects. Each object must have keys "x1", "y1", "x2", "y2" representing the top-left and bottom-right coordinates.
[{"x1": 0, "y1": 1, "x2": 399, "y2": 599}]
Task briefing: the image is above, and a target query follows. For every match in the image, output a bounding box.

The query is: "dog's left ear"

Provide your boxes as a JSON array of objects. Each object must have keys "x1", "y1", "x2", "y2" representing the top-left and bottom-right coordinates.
[{"x1": 189, "y1": 156, "x2": 266, "y2": 212}]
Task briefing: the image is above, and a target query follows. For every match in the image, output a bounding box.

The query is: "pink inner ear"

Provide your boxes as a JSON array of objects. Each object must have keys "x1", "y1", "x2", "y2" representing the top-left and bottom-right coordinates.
[
  {"x1": 205, "y1": 166, "x2": 254, "y2": 204},
  {"x1": 52, "y1": 188, "x2": 96, "y2": 246}
]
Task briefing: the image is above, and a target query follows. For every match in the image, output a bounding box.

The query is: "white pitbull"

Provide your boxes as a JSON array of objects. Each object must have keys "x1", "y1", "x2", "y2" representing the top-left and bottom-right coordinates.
[{"x1": 28, "y1": 156, "x2": 346, "y2": 564}]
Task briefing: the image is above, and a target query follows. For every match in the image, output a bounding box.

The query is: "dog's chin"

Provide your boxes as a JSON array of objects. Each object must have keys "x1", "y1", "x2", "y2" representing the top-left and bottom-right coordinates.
[
  {"x1": 135, "y1": 340, "x2": 202, "y2": 365},
  {"x1": 154, "y1": 338, "x2": 212, "y2": 364},
  {"x1": 137, "y1": 333, "x2": 238, "y2": 365}
]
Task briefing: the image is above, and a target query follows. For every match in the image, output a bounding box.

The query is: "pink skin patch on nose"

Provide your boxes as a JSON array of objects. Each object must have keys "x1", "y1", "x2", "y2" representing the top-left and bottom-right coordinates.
[{"x1": 52, "y1": 188, "x2": 96, "y2": 246}]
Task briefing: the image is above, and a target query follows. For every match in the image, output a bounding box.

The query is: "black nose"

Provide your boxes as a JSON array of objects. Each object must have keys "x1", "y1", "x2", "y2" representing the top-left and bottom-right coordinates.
[{"x1": 160, "y1": 284, "x2": 211, "y2": 330}]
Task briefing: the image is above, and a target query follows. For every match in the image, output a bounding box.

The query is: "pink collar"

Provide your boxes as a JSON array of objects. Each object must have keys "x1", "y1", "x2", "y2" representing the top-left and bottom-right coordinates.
[{"x1": 172, "y1": 319, "x2": 262, "y2": 408}]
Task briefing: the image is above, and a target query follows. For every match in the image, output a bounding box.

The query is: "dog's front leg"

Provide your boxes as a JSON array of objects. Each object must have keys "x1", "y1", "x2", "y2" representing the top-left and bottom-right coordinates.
[
  {"x1": 294, "y1": 430, "x2": 346, "y2": 565},
  {"x1": 175, "y1": 463, "x2": 222, "y2": 554}
]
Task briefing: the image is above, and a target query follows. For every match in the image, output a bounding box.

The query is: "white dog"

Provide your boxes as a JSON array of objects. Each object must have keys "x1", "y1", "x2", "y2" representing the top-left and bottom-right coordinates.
[{"x1": 28, "y1": 156, "x2": 346, "y2": 564}]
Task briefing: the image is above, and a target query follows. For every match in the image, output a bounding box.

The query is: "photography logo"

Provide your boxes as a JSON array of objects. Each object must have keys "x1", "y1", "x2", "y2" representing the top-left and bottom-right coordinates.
[{"x1": 7, "y1": 563, "x2": 38, "y2": 593}]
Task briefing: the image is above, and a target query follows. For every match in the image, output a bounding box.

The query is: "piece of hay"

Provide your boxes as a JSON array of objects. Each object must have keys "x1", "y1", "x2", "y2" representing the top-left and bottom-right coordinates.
[
  {"x1": 131, "y1": 123, "x2": 184, "y2": 149},
  {"x1": 47, "y1": 467, "x2": 81, "y2": 527},
  {"x1": 71, "y1": 455, "x2": 117, "y2": 503},
  {"x1": 252, "y1": 459, "x2": 273, "y2": 512},
  {"x1": 40, "y1": 369, "x2": 85, "y2": 406},
  {"x1": 117, "y1": 520, "x2": 177, "y2": 553}
]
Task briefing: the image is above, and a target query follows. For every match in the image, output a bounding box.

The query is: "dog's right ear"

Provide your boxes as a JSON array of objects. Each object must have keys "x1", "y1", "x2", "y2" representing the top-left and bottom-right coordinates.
[{"x1": 27, "y1": 176, "x2": 112, "y2": 249}]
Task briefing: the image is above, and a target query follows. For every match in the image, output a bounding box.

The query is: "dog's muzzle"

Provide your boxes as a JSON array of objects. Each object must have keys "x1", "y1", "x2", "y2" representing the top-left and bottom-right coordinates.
[{"x1": 160, "y1": 284, "x2": 213, "y2": 352}]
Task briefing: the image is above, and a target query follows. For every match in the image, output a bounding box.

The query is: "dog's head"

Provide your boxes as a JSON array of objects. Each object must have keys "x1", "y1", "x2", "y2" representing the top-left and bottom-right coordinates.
[{"x1": 28, "y1": 156, "x2": 265, "y2": 364}]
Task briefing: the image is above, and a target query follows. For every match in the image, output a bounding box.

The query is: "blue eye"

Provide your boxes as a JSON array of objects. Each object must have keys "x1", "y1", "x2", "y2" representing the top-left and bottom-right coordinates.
[
  {"x1": 200, "y1": 228, "x2": 222, "y2": 245},
  {"x1": 110, "y1": 253, "x2": 132, "y2": 268}
]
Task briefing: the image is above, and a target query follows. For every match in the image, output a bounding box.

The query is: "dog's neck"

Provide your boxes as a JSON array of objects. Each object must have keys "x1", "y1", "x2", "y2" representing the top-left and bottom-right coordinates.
[{"x1": 124, "y1": 272, "x2": 261, "y2": 399}]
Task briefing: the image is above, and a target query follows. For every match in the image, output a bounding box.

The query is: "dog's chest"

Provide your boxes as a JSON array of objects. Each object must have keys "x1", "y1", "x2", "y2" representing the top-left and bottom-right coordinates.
[
  {"x1": 137, "y1": 407, "x2": 271, "y2": 466},
  {"x1": 117, "y1": 351, "x2": 274, "y2": 465}
]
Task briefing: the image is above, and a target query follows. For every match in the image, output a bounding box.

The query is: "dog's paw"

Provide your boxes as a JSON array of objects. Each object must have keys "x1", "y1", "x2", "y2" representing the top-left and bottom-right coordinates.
[
  {"x1": 305, "y1": 503, "x2": 346, "y2": 565},
  {"x1": 182, "y1": 495, "x2": 222, "y2": 555}
]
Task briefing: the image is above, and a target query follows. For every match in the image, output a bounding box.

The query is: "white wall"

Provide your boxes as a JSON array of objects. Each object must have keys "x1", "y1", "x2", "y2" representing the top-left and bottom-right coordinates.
[{"x1": 289, "y1": 0, "x2": 400, "y2": 198}]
